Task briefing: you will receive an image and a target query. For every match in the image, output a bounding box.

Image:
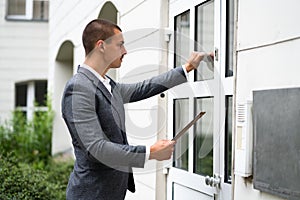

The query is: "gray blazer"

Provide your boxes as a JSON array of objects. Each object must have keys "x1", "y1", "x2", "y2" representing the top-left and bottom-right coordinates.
[{"x1": 62, "y1": 66, "x2": 187, "y2": 200}]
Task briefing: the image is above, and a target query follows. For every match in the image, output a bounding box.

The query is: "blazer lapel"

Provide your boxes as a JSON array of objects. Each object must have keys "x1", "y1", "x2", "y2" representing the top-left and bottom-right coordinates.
[
  {"x1": 108, "y1": 78, "x2": 128, "y2": 144},
  {"x1": 77, "y1": 67, "x2": 112, "y2": 103},
  {"x1": 78, "y1": 67, "x2": 127, "y2": 142}
]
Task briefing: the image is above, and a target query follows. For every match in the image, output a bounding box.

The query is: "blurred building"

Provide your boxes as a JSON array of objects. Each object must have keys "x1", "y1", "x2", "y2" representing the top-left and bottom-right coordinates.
[
  {"x1": 2, "y1": 0, "x2": 300, "y2": 200},
  {"x1": 0, "y1": 0, "x2": 49, "y2": 121}
]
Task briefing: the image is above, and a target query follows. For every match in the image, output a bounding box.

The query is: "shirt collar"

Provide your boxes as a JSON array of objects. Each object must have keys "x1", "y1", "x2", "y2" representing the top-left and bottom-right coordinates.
[{"x1": 81, "y1": 64, "x2": 110, "y2": 84}]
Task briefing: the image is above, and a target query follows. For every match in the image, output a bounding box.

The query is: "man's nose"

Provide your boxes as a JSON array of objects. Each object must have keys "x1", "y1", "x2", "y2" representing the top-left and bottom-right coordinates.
[{"x1": 122, "y1": 46, "x2": 127, "y2": 55}]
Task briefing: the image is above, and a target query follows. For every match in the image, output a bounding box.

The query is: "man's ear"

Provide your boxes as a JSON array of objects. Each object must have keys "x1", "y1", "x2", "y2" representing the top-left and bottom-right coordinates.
[{"x1": 96, "y1": 40, "x2": 105, "y2": 52}]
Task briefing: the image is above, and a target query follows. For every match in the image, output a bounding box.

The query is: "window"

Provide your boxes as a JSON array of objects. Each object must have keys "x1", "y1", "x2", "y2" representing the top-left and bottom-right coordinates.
[
  {"x1": 7, "y1": 0, "x2": 26, "y2": 15},
  {"x1": 15, "y1": 83, "x2": 27, "y2": 107},
  {"x1": 15, "y1": 83, "x2": 28, "y2": 118},
  {"x1": 194, "y1": 97, "x2": 214, "y2": 176},
  {"x1": 225, "y1": 95, "x2": 233, "y2": 183},
  {"x1": 35, "y1": 80, "x2": 47, "y2": 106},
  {"x1": 173, "y1": 98, "x2": 189, "y2": 170},
  {"x1": 225, "y1": 0, "x2": 234, "y2": 77},
  {"x1": 15, "y1": 80, "x2": 47, "y2": 120},
  {"x1": 174, "y1": 10, "x2": 190, "y2": 67},
  {"x1": 195, "y1": 1, "x2": 214, "y2": 81},
  {"x1": 6, "y1": 0, "x2": 49, "y2": 21}
]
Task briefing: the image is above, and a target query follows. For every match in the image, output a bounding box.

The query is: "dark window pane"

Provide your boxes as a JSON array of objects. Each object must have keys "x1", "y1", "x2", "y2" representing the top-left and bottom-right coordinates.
[
  {"x1": 33, "y1": 0, "x2": 49, "y2": 20},
  {"x1": 226, "y1": 0, "x2": 234, "y2": 77},
  {"x1": 35, "y1": 80, "x2": 47, "y2": 106},
  {"x1": 15, "y1": 83, "x2": 27, "y2": 107},
  {"x1": 173, "y1": 98, "x2": 189, "y2": 171},
  {"x1": 225, "y1": 96, "x2": 233, "y2": 183},
  {"x1": 194, "y1": 97, "x2": 214, "y2": 176},
  {"x1": 174, "y1": 10, "x2": 190, "y2": 67},
  {"x1": 7, "y1": 0, "x2": 26, "y2": 15},
  {"x1": 195, "y1": 0, "x2": 214, "y2": 81}
]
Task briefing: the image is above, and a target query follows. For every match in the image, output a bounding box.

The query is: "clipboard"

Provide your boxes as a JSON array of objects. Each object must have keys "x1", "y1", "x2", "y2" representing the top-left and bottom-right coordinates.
[{"x1": 172, "y1": 111, "x2": 206, "y2": 141}]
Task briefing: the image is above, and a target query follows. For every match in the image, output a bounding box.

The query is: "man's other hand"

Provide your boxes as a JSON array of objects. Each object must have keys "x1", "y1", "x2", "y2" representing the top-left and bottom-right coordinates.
[{"x1": 149, "y1": 140, "x2": 176, "y2": 161}]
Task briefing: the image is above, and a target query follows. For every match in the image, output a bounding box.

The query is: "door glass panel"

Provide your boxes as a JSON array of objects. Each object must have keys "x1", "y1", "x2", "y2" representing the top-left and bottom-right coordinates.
[
  {"x1": 225, "y1": 96, "x2": 233, "y2": 183},
  {"x1": 174, "y1": 10, "x2": 190, "y2": 67},
  {"x1": 194, "y1": 97, "x2": 214, "y2": 176},
  {"x1": 226, "y1": 0, "x2": 234, "y2": 77},
  {"x1": 195, "y1": 0, "x2": 214, "y2": 81},
  {"x1": 173, "y1": 98, "x2": 189, "y2": 171}
]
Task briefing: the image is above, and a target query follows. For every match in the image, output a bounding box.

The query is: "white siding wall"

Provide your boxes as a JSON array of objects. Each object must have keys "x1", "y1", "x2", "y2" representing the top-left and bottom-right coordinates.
[
  {"x1": 2, "y1": 0, "x2": 297, "y2": 199},
  {"x1": 118, "y1": 2, "x2": 168, "y2": 199},
  {"x1": 0, "y1": 0, "x2": 48, "y2": 121},
  {"x1": 235, "y1": 0, "x2": 300, "y2": 199},
  {"x1": 49, "y1": 0, "x2": 102, "y2": 156},
  {"x1": 49, "y1": 0, "x2": 167, "y2": 199}
]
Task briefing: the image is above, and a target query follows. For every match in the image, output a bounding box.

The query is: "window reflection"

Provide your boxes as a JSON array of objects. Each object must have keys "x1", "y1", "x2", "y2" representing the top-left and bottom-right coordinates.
[
  {"x1": 225, "y1": 96, "x2": 233, "y2": 183},
  {"x1": 33, "y1": 0, "x2": 49, "y2": 20},
  {"x1": 195, "y1": 0, "x2": 214, "y2": 81},
  {"x1": 226, "y1": 0, "x2": 234, "y2": 77},
  {"x1": 175, "y1": 11, "x2": 190, "y2": 67},
  {"x1": 194, "y1": 97, "x2": 214, "y2": 176},
  {"x1": 173, "y1": 98, "x2": 189, "y2": 171},
  {"x1": 7, "y1": 0, "x2": 26, "y2": 15}
]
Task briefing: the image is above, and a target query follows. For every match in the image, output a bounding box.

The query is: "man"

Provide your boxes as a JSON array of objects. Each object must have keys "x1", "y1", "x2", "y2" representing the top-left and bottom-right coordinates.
[{"x1": 62, "y1": 19, "x2": 207, "y2": 200}]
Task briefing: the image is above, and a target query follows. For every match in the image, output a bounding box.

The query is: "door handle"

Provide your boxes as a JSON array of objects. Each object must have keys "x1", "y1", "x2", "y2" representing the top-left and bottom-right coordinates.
[
  {"x1": 214, "y1": 48, "x2": 219, "y2": 61},
  {"x1": 205, "y1": 174, "x2": 221, "y2": 188}
]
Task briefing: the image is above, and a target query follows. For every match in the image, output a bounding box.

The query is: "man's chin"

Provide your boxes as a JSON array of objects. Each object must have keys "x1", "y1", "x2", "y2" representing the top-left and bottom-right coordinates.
[{"x1": 109, "y1": 64, "x2": 121, "y2": 69}]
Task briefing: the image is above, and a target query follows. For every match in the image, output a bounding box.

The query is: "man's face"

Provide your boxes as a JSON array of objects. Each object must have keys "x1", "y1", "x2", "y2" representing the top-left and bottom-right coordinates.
[{"x1": 103, "y1": 29, "x2": 127, "y2": 69}]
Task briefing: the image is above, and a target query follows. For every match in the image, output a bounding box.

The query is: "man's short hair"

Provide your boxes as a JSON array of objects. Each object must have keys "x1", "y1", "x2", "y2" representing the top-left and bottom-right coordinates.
[{"x1": 82, "y1": 19, "x2": 122, "y2": 56}]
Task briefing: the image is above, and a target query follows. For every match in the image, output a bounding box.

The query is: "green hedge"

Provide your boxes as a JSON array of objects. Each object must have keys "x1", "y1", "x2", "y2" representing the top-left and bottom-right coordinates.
[
  {"x1": 0, "y1": 155, "x2": 73, "y2": 200},
  {"x1": 0, "y1": 106, "x2": 53, "y2": 166},
  {"x1": 0, "y1": 99, "x2": 74, "y2": 199}
]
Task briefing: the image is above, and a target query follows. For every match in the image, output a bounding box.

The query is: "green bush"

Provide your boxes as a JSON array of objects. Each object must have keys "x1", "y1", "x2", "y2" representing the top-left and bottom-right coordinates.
[
  {"x1": 0, "y1": 98, "x2": 74, "y2": 199},
  {"x1": 0, "y1": 99, "x2": 54, "y2": 167},
  {"x1": 0, "y1": 155, "x2": 73, "y2": 200}
]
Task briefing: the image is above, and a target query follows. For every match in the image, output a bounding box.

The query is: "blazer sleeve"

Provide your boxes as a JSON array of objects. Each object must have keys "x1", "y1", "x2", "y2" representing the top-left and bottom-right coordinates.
[
  {"x1": 117, "y1": 66, "x2": 187, "y2": 103},
  {"x1": 62, "y1": 74, "x2": 146, "y2": 169}
]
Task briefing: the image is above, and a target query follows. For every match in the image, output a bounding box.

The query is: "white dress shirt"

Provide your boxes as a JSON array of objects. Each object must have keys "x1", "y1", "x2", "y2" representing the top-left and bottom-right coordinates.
[{"x1": 81, "y1": 64, "x2": 112, "y2": 95}]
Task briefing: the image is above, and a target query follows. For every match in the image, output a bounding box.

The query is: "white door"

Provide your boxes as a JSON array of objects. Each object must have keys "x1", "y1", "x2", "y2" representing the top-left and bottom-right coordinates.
[{"x1": 166, "y1": 0, "x2": 234, "y2": 199}]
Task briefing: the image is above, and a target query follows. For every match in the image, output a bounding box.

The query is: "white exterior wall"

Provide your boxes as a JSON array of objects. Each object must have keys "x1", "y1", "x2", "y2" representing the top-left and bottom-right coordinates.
[
  {"x1": 49, "y1": 0, "x2": 98, "y2": 155},
  {"x1": 0, "y1": 0, "x2": 48, "y2": 122},
  {"x1": 235, "y1": 0, "x2": 300, "y2": 200},
  {"x1": 49, "y1": 0, "x2": 167, "y2": 199},
  {"x1": 49, "y1": 0, "x2": 300, "y2": 199},
  {"x1": 119, "y1": 2, "x2": 169, "y2": 200}
]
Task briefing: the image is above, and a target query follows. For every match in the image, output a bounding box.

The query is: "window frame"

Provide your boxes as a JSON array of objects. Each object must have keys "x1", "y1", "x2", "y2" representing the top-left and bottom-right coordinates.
[
  {"x1": 6, "y1": 0, "x2": 49, "y2": 22},
  {"x1": 15, "y1": 80, "x2": 48, "y2": 120}
]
